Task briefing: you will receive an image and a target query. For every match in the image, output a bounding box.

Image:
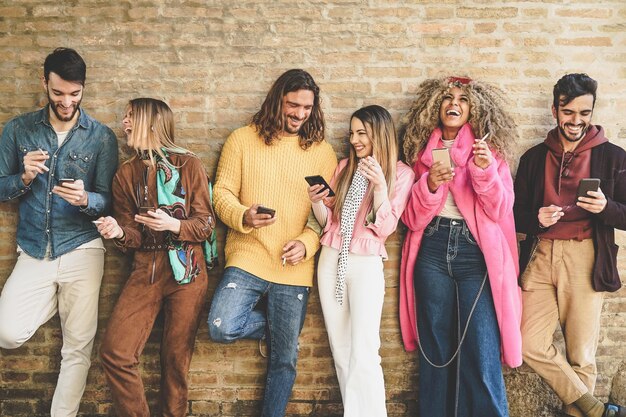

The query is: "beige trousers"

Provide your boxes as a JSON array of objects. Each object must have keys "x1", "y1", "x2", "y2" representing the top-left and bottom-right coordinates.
[
  {"x1": 0, "y1": 248, "x2": 104, "y2": 417},
  {"x1": 520, "y1": 238, "x2": 604, "y2": 417}
]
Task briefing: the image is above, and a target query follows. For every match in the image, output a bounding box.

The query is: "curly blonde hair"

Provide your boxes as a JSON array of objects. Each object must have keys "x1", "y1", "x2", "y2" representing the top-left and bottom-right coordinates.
[{"x1": 401, "y1": 77, "x2": 519, "y2": 164}]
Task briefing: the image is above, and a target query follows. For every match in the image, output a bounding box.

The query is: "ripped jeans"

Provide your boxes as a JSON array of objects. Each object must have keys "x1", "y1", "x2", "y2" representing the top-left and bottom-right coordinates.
[{"x1": 208, "y1": 267, "x2": 309, "y2": 417}]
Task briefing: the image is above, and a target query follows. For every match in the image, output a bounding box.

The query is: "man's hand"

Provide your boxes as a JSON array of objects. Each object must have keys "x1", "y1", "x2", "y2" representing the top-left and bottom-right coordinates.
[
  {"x1": 538, "y1": 205, "x2": 563, "y2": 228},
  {"x1": 577, "y1": 188, "x2": 607, "y2": 214},
  {"x1": 22, "y1": 150, "x2": 49, "y2": 185},
  {"x1": 282, "y1": 240, "x2": 306, "y2": 266},
  {"x1": 243, "y1": 204, "x2": 277, "y2": 229},
  {"x1": 135, "y1": 209, "x2": 181, "y2": 234},
  {"x1": 95, "y1": 216, "x2": 124, "y2": 240},
  {"x1": 52, "y1": 179, "x2": 88, "y2": 206}
]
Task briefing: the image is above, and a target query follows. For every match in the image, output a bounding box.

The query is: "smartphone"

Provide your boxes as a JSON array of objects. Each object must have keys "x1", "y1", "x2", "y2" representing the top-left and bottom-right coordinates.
[
  {"x1": 257, "y1": 205, "x2": 276, "y2": 218},
  {"x1": 304, "y1": 175, "x2": 335, "y2": 197},
  {"x1": 432, "y1": 148, "x2": 451, "y2": 169},
  {"x1": 58, "y1": 178, "x2": 75, "y2": 185},
  {"x1": 138, "y1": 206, "x2": 156, "y2": 215},
  {"x1": 576, "y1": 178, "x2": 600, "y2": 199}
]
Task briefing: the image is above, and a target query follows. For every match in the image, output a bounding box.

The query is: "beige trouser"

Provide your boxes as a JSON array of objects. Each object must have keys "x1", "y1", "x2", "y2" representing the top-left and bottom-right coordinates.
[
  {"x1": 0, "y1": 248, "x2": 104, "y2": 417},
  {"x1": 520, "y1": 238, "x2": 604, "y2": 417}
]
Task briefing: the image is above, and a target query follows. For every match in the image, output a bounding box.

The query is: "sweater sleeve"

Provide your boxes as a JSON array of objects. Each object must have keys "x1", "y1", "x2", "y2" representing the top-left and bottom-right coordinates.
[
  {"x1": 214, "y1": 132, "x2": 253, "y2": 234},
  {"x1": 513, "y1": 152, "x2": 544, "y2": 236}
]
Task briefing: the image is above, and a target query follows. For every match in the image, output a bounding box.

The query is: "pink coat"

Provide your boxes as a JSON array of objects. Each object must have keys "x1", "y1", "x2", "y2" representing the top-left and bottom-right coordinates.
[{"x1": 399, "y1": 123, "x2": 522, "y2": 368}]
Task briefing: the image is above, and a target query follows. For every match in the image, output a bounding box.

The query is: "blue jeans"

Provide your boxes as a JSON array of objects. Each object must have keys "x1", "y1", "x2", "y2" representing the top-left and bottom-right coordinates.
[
  {"x1": 208, "y1": 267, "x2": 309, "y2": 417},
  {"x1": 414, "y1": 217, "x2": 508, "y2": 417}
]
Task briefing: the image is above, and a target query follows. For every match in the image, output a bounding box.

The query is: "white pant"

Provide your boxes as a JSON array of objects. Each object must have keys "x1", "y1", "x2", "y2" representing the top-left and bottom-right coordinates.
[
  {"x1": 0, "y1": 248, "x2": 104, "y2": 417},
  {"x1": 318, "y1": 246, "x2": 387, "y2": 417}
]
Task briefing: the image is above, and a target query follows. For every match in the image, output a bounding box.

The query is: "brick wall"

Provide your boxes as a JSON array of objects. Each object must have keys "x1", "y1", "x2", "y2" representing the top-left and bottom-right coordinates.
[{"x1": 0, "y1": 1, "x2": 624, "y2": 416}]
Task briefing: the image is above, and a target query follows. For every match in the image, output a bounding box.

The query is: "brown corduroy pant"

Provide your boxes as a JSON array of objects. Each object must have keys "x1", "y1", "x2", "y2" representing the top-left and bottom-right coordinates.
[{"x1": 100, "y1": 251, "x2": 208, "y2": 417}]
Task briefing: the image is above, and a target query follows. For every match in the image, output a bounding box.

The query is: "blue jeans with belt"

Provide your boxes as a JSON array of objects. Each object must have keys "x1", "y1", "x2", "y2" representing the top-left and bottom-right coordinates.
[{"x1": 414, "y1": 216, "x2": 508, "y2": 417}]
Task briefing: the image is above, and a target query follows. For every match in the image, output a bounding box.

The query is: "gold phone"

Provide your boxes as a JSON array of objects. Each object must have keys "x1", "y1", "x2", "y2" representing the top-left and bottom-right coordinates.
[{"x1": 432, "y1": 148, "x2": 451, "y2": 169}]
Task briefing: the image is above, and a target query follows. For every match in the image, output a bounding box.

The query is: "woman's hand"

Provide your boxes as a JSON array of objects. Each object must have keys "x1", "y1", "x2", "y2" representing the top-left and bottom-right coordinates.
[
  {"x1": 472, "y1": 139, "x2": 493, "y2": 169},
  {"x1": 427, "y1": 161, "x2": 454, "y2": 193},
  {"x1": 358, "y1": 156, "x2": 387, "y2": 193},
  {"x1": 307, "y1": 184, "x2": 330, "y2": 203},
  {"x1": 95, "y1": 216, "x2": 124, "y2": 240},
  {"x1": 135, "y1": 208, "x2": 181, "y2": 234}
]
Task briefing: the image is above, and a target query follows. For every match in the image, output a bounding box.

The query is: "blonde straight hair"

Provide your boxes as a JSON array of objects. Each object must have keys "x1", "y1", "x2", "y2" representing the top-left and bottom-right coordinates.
[
  {"x1": 125, "y1": 98, "x2": 191, "y2": 166},
  {"x1": 332, "y1": 105, "x2": 398, "y2": 221}
]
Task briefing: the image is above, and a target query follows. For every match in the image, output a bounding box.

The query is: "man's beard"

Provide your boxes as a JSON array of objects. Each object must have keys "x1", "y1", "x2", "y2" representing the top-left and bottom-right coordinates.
[
  {"x1": 556, "y1": 115, "x2": 588, "y2": 143},
  {"x1": 48, "y1": 94, "x2": 81, "y2": 122}
]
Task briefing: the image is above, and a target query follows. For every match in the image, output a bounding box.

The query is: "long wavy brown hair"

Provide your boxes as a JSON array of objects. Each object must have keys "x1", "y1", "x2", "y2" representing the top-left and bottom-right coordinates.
[
  {"x1": 402, "y1": 77, "x2": 519, "y2": 164},
  {"x1": 251, "y1": 69, "x2": 325, "y2": 149},
  {"x1": 332, "y1": 105, "x2": 398, "y2": 221}
]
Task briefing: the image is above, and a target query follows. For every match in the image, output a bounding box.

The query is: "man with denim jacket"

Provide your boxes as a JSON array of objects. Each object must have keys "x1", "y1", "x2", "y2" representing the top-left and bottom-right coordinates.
[
  {"x1": 514, "y1": 73, "x2": 626, "y2": 417},
  {"x1": 0, "y1": 48, "x2": 118, "y2": 417}
]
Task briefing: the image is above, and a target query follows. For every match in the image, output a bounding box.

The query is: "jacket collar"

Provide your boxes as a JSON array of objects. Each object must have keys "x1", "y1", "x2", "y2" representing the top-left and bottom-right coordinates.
[{"x1": 420, "y1": 123, "x2": 476, "y2": 168}]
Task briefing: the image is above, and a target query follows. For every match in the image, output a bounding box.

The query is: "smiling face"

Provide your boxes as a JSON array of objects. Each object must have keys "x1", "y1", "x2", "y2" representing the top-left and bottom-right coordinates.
[
  {"x1": 552, "y1": 93, "x2": 594, "y2": 144},
  {"x1": 349, "y1": 116, "x2": 373, "y2": 158},
  {"x1": 122, "y1": 105, "x2": 133, "y2": 138},
  {"x1": 281, "y1": 89, "x2": 314, "y2": 135},
  {"x1": 439, "y1": 86, "x2": 470, "y2": 138},
  {"x1": 44, "y1": 72, "x2": 83, "y2": 124}
]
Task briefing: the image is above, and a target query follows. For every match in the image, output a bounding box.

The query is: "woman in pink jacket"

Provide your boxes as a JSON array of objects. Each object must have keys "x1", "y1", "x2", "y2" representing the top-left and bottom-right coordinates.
[
  {"x1": 309, "y1": 105, "x2": 414, "y2": 417},
  {"x1": 399, "y1": 77, "x2": 522, "y2": 417}
]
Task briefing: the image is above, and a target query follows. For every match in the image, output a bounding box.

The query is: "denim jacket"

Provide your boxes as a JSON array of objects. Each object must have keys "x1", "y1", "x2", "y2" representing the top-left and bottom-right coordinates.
[{"x1": 0, "y1": 106, "x2": 119, "y2": 259}]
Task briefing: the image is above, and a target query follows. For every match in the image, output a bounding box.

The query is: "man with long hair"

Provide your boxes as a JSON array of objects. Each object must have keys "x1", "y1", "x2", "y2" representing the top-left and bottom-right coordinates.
[
  {"x1": 208, "y1": 69, "x2": 337, "y2": 417},
  {"x1": 0, "y1": 47, "x2": 118, "y2": 416},
  {"x1": 514, "y1": 73, "x2": 626, "y2": 417}
]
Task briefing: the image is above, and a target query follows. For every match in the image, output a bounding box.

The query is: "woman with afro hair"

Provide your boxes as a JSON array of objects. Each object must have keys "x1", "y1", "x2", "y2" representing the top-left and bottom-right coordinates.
[{"x1": 399, "y1": 77, "x2": 522, "y2": 417}]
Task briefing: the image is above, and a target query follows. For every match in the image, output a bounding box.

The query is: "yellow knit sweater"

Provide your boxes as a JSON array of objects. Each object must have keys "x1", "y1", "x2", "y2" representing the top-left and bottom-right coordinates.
[{"x1": 214, "y1": 125, "x2": 337, "y2": 286}]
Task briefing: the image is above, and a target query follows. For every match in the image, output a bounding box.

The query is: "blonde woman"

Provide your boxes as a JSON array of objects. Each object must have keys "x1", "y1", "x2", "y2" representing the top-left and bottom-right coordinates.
[
  {"x1": 309, "y1": 105, "x2": 414, "y2": 417},
  {"x1": 96, "y1": 98, "x2": 216, "y2": 417}
]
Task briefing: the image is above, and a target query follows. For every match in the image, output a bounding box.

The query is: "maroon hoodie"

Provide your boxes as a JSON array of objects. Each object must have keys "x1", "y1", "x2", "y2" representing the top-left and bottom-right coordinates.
[{"x1": 540, "y1": 125, "x2": 608, "y2": 240}]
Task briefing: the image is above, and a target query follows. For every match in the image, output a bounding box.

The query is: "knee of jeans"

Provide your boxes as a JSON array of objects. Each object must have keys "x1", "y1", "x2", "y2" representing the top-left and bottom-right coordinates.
[{"x1": 208, "y1": 315, "x2": 240, "y2": 343}]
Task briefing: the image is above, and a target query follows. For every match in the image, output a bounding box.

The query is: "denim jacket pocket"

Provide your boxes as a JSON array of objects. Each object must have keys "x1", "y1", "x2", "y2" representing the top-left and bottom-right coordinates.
[{"x1": 65, "y1": 150, "x2": 94, "y2": 177}]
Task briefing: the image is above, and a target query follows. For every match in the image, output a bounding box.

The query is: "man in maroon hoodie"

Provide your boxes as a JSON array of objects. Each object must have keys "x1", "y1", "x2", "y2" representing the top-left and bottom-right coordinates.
[{"x1": 514, "y1": 73, "x2": 626, "y2": 417}]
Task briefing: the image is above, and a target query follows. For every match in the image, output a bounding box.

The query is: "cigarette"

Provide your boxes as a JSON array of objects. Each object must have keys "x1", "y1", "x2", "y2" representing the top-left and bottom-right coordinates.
[
  {"x1": 92, "y1": 220, "x2": 104, "y2": 225},
  {"x1": 38, "y1": 148, "x2": 46, "y2": 156},
  {"x1": 551, "y1": 211, "x2": 559, "y2": 218},
  {"x1": 478, "y1": 133, "x2": 490, "y2": 143},
  {"x1": 282, "y1": 257, "x2": 286, "y2": 267}
]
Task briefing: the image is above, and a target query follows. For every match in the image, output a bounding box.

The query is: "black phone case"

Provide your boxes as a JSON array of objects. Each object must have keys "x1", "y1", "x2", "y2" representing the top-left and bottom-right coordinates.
[
  {"x1": 576, "y1": 179, "x2": 600, "y2": 199},
  {"x1": 305, "y1": 175, "x2": 335, "y2": 197}
]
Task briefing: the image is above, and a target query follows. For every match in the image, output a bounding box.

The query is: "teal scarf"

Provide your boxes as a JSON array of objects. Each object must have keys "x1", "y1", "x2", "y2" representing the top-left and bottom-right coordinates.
[{"x1": 155, "y1": 152, "x2": 218, "y2": 284}]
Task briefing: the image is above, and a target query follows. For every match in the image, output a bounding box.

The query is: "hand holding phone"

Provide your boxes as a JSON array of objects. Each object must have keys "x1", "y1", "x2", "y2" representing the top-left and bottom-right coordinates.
[
  {"x1": 576, "y1": 178, "x2": 606, "y2": 214},
  {"x1": 138, "y1": 206, "x2": 156, "y2": 215},
  {"x1": 305, "y1": 175, "x2": 335, "y2": 197},
  {"x1": 243, "y1": 204, "x2": 277, "y2": 229},
  {"x1": 428, "y1": 148, "x2": 454, "y2": 192},
  {"x1": 58, "y1": 178, "x2": 75, "y2": 185},
  {"x1": 256, "y1": 205, "x2": 276, "y2": 218},
  {"x1": 576, "y1": 178, "x2": 600, "y2": 199}
]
